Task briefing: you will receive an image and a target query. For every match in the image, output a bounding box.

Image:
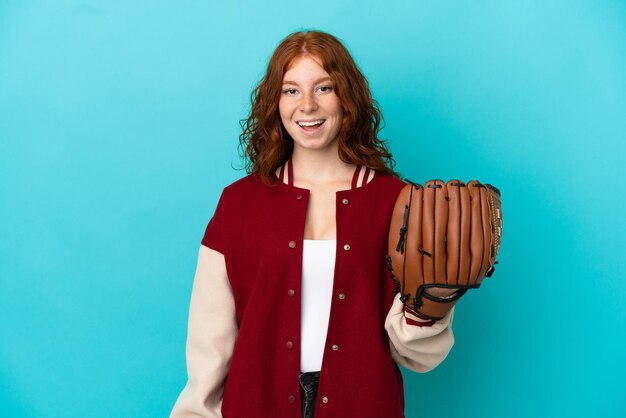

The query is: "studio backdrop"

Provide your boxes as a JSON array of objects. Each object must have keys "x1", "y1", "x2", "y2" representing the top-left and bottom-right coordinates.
[{"x1": 1, "y1": 1, "x2": 624, "y2": 417}]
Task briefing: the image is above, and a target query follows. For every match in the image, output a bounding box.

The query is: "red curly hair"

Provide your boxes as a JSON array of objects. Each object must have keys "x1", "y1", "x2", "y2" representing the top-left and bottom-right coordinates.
[{"x1": 238, "y1": 29, "x2": 398, "y2": 185}]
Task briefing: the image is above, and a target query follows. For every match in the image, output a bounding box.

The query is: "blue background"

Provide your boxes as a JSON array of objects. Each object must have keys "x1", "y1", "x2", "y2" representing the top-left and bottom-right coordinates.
[{"x1": 1, "y1": 1, "x2": 624, "y2": 417}]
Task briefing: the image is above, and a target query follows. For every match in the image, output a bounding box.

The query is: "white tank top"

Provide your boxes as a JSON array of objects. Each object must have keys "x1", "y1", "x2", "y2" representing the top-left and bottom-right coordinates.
[{"x1": 300, "y1": 239, "x2": 336, "y2": 373}]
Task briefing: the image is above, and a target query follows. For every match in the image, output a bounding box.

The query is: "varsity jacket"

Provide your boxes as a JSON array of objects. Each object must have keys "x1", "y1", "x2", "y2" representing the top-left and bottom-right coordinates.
[{"x1": 170, "y1": 159, "x2": 455, "y2": 418}]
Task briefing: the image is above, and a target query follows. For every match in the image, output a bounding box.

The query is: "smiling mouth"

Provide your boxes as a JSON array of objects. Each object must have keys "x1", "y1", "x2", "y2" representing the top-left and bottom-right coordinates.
[{"x1": 297, "y1": 120, "x2": 325, "y2": 134}]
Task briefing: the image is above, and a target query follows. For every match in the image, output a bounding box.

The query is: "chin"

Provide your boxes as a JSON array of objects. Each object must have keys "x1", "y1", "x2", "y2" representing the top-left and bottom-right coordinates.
[{"x1": 294, "y1": 137, "x2": 336, "y2": 150}]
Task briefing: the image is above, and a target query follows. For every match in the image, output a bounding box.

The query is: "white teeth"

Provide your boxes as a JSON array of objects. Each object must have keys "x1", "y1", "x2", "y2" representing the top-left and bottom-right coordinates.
[{"x1": 298, "y1": 120, "x2": 324, "y2": 127}]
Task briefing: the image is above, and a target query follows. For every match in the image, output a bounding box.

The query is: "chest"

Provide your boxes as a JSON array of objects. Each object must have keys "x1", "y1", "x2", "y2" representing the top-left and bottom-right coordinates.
[{"x1": 301, "y1": 181, "x2": 351, "y2": 240}]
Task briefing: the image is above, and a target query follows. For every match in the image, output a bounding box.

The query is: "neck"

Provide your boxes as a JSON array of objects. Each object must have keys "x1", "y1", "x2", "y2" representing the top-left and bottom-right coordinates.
[{"x1": 290, "y1": 144, "x2": 355, "y2": 184}]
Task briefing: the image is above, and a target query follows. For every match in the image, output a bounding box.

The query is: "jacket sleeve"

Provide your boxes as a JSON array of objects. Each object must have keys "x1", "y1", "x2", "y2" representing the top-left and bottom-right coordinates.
[
  {"x1": 384, "y1": 293, "x2": 454, "y2": 373},
  {"x1": 170, "y1": 245, "x2": 238, "y2": 418}
]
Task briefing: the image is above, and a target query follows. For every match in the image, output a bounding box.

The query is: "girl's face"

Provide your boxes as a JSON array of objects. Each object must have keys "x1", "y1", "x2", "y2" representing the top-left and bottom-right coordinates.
[{"x1": 278, "y1": 55, "x2": 344, "y2": 153}]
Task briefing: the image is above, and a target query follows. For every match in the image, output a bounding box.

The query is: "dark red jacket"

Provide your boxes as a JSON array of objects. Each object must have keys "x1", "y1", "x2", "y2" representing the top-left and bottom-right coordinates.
[{"x1": 202, "y1": 164, "x2": 408, "y2": 417}]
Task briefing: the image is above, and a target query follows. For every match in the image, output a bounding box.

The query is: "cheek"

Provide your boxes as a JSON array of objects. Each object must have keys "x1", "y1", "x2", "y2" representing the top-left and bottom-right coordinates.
[
  {"x1": 333, "y1": 106, "x2": 345, "y2": 134},
  {"x1": 337, "y1": 106, "x2": 344, "y2": 121},
  {"x1": 331, "y1": 105, "x2": 344, "y2": 127},
  {"x1": 329, "y1": 97, "x2": 343, "y2": 119},
  {"x1": 278, "y1": 100, "x2": 293, "y2": 122}
]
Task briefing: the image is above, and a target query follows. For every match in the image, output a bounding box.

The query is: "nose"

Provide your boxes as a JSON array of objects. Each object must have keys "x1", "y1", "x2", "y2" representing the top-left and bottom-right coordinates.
[{"x1": 299, "y1": 91, "x2": 318, "y2": 113}]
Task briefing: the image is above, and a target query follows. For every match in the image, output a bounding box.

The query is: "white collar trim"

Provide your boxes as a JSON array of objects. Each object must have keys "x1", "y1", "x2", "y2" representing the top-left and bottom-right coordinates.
[{"x1": 275, "y1": 159, "x2": 375, "y2": 189}]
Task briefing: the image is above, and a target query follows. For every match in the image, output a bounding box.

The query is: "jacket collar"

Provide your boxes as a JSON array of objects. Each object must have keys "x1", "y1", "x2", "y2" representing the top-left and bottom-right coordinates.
[{"x1": 275, "y1": 158, "x2": 375, "y2": 189}]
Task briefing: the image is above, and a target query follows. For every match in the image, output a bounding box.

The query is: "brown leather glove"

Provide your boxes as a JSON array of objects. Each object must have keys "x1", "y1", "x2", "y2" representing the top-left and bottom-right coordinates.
[{"x1": 386, "y1": 179, "x2": 503, "y2": 320}]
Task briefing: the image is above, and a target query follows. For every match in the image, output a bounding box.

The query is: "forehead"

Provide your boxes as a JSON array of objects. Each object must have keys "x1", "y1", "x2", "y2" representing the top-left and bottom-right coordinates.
[{"x1": 282, "y1": 55, "x2": 331, "y2": 83}]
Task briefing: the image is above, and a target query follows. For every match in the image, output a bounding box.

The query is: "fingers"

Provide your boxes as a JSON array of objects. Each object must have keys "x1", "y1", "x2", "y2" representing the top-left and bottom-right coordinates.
[
  {"x1": 445, "y1": 180, "x2": 472, "y2": 286},
  {"x1": 405, "y1": 184, "x2": 424, "y2": 291},
  {"x1": 388, "y1": 184, "x2": 412, "y2": 289},
  {"x1": 422, "y1": 179, "x2": 447, "y2": 285},
  {"x1": 388, "y1": 183, "x2": 426, "y2": 303},
  {"x1": 467, "y1": 180, "x2": 491, "y2": 285}
]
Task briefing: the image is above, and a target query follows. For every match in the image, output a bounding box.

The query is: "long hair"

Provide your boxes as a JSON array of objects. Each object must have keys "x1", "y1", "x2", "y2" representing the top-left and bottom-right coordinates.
[{"x1": 238, "y1": 29, "x2": 398, "y2": 185}]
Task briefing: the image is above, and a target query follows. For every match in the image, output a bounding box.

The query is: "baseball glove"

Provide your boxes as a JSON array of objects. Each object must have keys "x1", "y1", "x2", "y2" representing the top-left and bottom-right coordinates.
[{"x1": 386, "y1": 179, "x2": 503, "y2": 320}]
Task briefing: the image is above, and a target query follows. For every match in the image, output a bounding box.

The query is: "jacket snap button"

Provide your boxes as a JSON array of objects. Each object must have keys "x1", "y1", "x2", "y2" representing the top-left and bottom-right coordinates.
[
  {"x1": 287, "y1": 289, "x2": 295, "y2": 297},
  {"x1": 288, "y1": 394, "x2": 296, "y2": 403},
  {"x1": 322, "y1": 396, "x2": 329, "y2": 403},
  {"x1": 286, "y1": 341, "x2": 294, "y2": 349},
  {"x1": 342, "y1": 198, "x2": 349, "y2": 204},
  {"x1": 343, "y1": 244, "x2": 350, "y2": 250},
  {"x1": 338, "y1": 293, "x2": 346, "y2": 299},
  {"x1": 295, "y1": 194, "x2": 303, "y2": 200},
  {"x1": 288, "y1": 240, "x2": 297, "y2": 248},
  {"x1": 332, "y1": 344, "x2": 339, "y2": 351}
]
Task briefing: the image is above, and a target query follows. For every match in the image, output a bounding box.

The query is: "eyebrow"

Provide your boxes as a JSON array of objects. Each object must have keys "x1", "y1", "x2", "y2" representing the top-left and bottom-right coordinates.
[{"x1": 282, "y1": 76, "x2": 333, "y2": 86}]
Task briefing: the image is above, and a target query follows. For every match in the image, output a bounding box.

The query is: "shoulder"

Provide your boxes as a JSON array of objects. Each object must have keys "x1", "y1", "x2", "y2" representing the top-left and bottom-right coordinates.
[
  {"x1": 223, "y1": 174, "x2": 257, "y2": 191},
  {"x1": 372, "y1": 171, "x2": 407, "y2": 197},
  {"x1": 215, "y1": 174, "x2": 278, "y2": 209},
  {"x1": 374, "y1": 171, "x2": 406, "y2": 187},
  {"x1": 220, "y1": 173, "x2": 270, "y2": 195}
]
